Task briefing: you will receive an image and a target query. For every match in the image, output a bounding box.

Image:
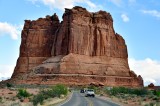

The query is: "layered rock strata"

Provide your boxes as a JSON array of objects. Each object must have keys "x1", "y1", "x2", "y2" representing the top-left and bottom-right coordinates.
[
  {"x1": 11, "y1": 6, "x2": 143, "y2": 87},
  {"x1": 12, "y1": 14, "x2": 59, "y2": 78}
]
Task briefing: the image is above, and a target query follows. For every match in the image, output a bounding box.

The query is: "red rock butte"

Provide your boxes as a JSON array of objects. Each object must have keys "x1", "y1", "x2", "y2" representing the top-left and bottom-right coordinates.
[{"x1": 11, "y1": 6, "x2": 143, "y2": 87}]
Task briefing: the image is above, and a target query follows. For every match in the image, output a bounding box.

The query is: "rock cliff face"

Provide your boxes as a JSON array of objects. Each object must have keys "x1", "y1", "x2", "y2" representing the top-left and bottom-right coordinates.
[
  {"x1": 11, "y1": 6, "x2": 143, "y2": 87},
  {"x1": 12, "y1": 14, "x2": 60, "y2": 78}
]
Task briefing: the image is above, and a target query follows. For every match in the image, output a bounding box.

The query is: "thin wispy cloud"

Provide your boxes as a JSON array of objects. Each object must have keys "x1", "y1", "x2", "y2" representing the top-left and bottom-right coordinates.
[
  {"x1": 141, "y1": 10, "x2": 160, "y2": 18},
  {"x1": 108, "y1": 0, "x2": 122, "y2": 7},
  {"x1": 0, "y1": 22, "x2": 22, "y2": 40},
  {"x1": 129, "y1": 58, "x2": 160, "y2": 86},
  {"x1": 28, "y1": 0, "x2": 38, "y2": 4},
  {"x1": 85, "y1": 0, "x2": 96, "y2": 8},
  {"x1": 121, "y1": 14, "x2": 130, "y2": 22},
  {"x1": 107, "y1": 0, "x2": 137, "y2": 7},
  {"x1": 28, "y1": 0, "x2": 101, "y2": 11}
]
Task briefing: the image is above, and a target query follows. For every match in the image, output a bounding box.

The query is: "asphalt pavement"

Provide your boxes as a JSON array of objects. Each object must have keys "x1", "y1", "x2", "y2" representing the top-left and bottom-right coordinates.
[{"x1": 59, "y1": 91, "x2": 120, "y2": 106}]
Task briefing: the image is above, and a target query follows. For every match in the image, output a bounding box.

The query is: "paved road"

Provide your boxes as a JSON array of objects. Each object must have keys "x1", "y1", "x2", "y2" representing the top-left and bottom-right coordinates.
[{"x1": 60, "y1": 92, "x2": 120, "y2": 106}]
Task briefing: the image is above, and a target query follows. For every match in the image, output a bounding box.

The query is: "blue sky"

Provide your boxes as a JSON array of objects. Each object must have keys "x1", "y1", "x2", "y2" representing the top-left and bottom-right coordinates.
[{"x1": 0, "y1": 0, "x2": 160, "y2": 86}]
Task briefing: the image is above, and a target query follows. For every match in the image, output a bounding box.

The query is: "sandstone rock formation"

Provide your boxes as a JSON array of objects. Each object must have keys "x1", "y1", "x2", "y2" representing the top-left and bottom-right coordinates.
[
  {"x1": 12, "y1": 14, "x2": 59, "y2": 78},
  {"x1": 11, "y1": 6, "x2": 143, "y2": 87}
]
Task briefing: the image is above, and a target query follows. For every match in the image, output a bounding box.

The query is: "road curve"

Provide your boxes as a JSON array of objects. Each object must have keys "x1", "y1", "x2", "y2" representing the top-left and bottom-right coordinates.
[{"x1": 59, "y1": 91, "x2": 120, "y2": 106}]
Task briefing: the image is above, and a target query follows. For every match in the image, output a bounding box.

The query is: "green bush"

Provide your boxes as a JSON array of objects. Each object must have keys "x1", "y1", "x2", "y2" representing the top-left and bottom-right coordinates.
[
  {"x1": 32, "y1": 84, "x2": 68, "y2": 106},
  {"x1": 32, "y1": 93, "x2": 46, "y2": 106},
  {"x1": 154, "y1": 90, "x2": 160, "y2": 97},
  {"x1": 17, "y1": 88, "x2": 30, "y2": 98},
  {"x1": 108, "y1": 87, "x2": 129, "y2": 95},
  {"x1": 52, "y1": 84, "x2": 68, "y2": 97},
  {"x1": 0, "y1": 96, "x2": 2, "y2": 103},
  {"x1": 6, "y1": 83, "x2": 13, "y2": 88},
  {"x1": 152, "y1": 96, "x2": 158, "y2": 100},
  {"x1": 105, "y1": 87, "x2": 149, "y2": 96},
  {"x1": 150, "y1": 102, "x2": 155, "y2": 106}
]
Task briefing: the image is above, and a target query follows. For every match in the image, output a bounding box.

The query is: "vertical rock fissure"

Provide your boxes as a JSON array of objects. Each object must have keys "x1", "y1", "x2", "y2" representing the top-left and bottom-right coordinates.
[
  {"x1": 93, "y1": 26, "x2": 97, "y2": 56},
  {"x1": 67, "y1": 13, "x2": 70, "y2": 55},
  {"x1": 52, "y1": 26, "x2": 60, "y2": 56},
  {"x1": 26, "y1": 29, "x2": 29, "y2": 72}
]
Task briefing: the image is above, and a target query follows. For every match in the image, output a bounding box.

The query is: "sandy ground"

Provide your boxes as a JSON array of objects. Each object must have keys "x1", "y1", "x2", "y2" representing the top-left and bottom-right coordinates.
[{"x1": 0, "y1": 88, "x2": 39, "y2": 106}]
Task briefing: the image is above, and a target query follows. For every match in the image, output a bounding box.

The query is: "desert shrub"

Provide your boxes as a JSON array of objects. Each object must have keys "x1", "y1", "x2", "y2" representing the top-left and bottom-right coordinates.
[
  {"x1": 17, "y1": 88, "x2": 30, "y2": 98},
  {"x1": 132, "y1": 88, "x2": 148, "y2": 96},
  {"x1": 32, "y1": 84, "x2": 68, "y2": 106},
  {"x1": 32, "y1": 89, "x2": 54, "y2": 106},
  {"x1": 105, "y1": 87, "x2": 149, "y2": 96},
  {"x1": 6, "y1": 83, "x2": 13, "y2": 88},
  {"x1": 152, "y1": 96, "x2": 158, "y2": 100},
  {"x1": 142, "y1": 97, "x2": 147, "y2": 101},
  {"x1": 0, "y1": 96, "x2": 2, "y2": 103},
  {"x1": 32, "y1": 93, "x2": 46, "y2": 106},
  {"x1": 51, "y1": 84, "x2": 68, "y2": 97},
  {"x1": 144, "y1": 104, "x2": 149, "y2": 106},
  {"x1": 88, "y1": 86, "x2": 97, "y2": 90},
  {"x1": 150, "y1": 102, "x2": 160, "y2": 106},
  {"x1": 154, "y1": 90, "x2": 160, "y2": 97},
  {"x1": 150, "y1": 102, "x2": 155, "y2": 106},
  {"x1": 108, "y1": 87, "x2": 129, "y2": 95}
]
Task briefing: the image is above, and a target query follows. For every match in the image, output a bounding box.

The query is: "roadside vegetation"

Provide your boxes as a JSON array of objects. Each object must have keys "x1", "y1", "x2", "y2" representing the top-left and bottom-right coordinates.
[
  {"x1": 32, "y1": 84, "x2": 68, "y2": 106},
  {"x1": 78, "y1": 85, "x2": 160, "y2": 106},
  {"x1": 0, "y1": 83, "x2": 69, "y2": 106},
  {"x1": 103, "y1": 87, "x2": 160, "y2": 106}
]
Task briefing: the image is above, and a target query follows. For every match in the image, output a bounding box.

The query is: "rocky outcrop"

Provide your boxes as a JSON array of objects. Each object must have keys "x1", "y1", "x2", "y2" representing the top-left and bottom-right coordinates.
[
  {"x1": 11, "y1": 6, "x2": 143, "y2": 87},
  {"x1": 51, "y1": 7, "x2": 127, "y2": 58},
  {"x1": 12, "y1": 14, "x2": 60, "y2": 78}
]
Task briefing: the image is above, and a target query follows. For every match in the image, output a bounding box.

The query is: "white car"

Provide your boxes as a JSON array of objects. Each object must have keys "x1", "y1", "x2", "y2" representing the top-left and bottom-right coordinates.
[{"x1": 85, "y1": 89, "x2": 95, "y2": 97}]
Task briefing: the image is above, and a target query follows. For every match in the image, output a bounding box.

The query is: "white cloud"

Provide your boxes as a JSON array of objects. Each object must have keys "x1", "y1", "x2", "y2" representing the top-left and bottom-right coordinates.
[
  {"x1": 0, "y1": 64, "x2": 15, "y2": 81},
  {"x1": 141, "y1": 10, "x2": 160, "y2": 18},
  {"x1": 108, "y1": 0, "x2": 122, "y2": 7},
  {"x1": 85, "y1": 0, "x2": 96, "y2": 8},
  {"x1": 108, "y1": 0, "x2": 136, "y2": 7},
  {"x1": 129, "y1": 58, "x2": 160, "y2": 86},
  {"x1": 121, "y1": 14, "x2": 129, "y2": 22},
  {"x1": 0, "y1": 22, "x2": 21, "y2": 40},
  {"x1": 29, "y1": 0, "x2": 99, "y2": 11}
]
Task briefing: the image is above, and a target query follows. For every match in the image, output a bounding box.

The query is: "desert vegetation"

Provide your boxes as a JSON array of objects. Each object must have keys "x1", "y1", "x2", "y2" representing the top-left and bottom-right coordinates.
[
  {"x1": 32, "y1": 84, "x2": 68, "y2": 106},
  {"x1": 0, "y1": 83, "x2": 69, "y2": 106},
  {"x1": 103, "y1": 87, "x2": 160, "y2": 106}
]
